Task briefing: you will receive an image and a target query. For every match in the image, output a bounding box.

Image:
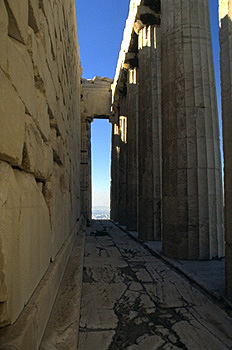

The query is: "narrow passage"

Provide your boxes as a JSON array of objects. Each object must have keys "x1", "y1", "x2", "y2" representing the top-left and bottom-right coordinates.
[{"x1": 77, "y1": 221, "x2": 232, "y2": 350}]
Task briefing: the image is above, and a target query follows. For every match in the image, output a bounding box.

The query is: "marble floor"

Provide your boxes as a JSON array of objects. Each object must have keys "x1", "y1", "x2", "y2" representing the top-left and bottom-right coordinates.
[{"x1": 77, "y1": 220, "x2": 232, "y2": 350}]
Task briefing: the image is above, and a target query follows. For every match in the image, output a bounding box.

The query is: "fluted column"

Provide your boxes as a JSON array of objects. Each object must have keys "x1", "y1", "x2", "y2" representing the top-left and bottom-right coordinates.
[
  {"x1": 137, "y1": 25, "x2": 162, "y2": 240},
  {"x1": 126, "y1": 69, "x2": 139, "y2": 231},
  {"x1": 110, "y1": 121, "x2": 120, "y2": 222},
  {"x1": 118, "y1": 113, "x2": 128, "y2": 226},
  {"x1": 80, "y1": 116, "x2": 92, "y2": 222},
  {"x1": 161, "y1": 0, "x2": 224, "y2": 259},
  {"x1": 219, "y1": 0, "x2": 232, "y2": 300}
]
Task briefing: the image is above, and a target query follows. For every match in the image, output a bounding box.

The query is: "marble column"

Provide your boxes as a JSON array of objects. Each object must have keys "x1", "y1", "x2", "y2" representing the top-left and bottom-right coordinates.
[
  {"x1": 137, "y1": 25, "x2": 162, "y2": 240},
  {"x1": 161, "y1": 0, "x2": 224, "y2": 259},
  {"x1": 110, "y1": 121, "x2": 120, "y2": 222},
  {"x1": 118, "y1": 137, "x2": 127, "y2": 225},
  {"x1": 118, "y1": 93, "x2": 128, "y2": 226},
  {"x1": 126, "y1": 69, "x2": 139, "y2": 231},
  {"x1": 219, "y1": 0, "x2": 232, "y2": 300},
  {"x1": 80, "y1": 116, "x2": 92, "y2": 222}
]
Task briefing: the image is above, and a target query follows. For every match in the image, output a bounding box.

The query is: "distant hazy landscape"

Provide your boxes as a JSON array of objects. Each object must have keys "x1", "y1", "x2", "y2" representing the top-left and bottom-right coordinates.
[{"x1": 92, "y1": 207, "x2": 110, "y2": 220}]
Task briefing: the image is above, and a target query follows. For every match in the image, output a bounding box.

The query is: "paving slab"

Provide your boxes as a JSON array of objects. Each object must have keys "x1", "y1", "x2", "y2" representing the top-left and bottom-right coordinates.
[
  {"x1": 126, "y1": 230, "x2": 227, "y2": 300},
  {"x1": 77, "y1": 220, "x2": 232, "y2": 350}
]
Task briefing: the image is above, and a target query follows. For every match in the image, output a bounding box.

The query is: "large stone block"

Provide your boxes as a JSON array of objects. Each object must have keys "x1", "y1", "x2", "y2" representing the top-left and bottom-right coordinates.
[
  {"x1": 14, "y1": 170, "x2": 52, "y2": 301},
  {"x1": 35, "y1": 90, "x2": 51, "y2": 141},
  {"x1": 0, "y1": 161, "x2": 51, "y2": 326},
  {"x1": 7, "y1": 37, "x2": 36, "y2": 118},
  {"x1": 51, "y1": 99, "x2": 67, "y2": 139},
  {"x1": 28, "y1": 0, "x2": 39, "y2": 33},
  {"x1": 27, "y1": 26, "x2": 57, "y2": 117},
  {"x1": 0, "y1": 70, "x2": 25, "y2": 166},
  {"x1": 4, "y1": 0, "x2": 28, "y2": 44},
  {"x1": 43, "y1": 163, "x2": 70, "y2": 259},
  {"x1": 0, "y1": 1, "x2": 8, "y2": 72},
  {"x1": 22, "y1": 115, "x2": 53, "y2": 181},
  {"x1": 0, "y1": 162, "x2": 21, "y2": 326},
  {"x1": 40, "y1": 0, "x2": 57, "y2": 60},
  {"x1": 81, "y1": 77, "x2": 112, "y2": 118},
  {"x1": 50, "y1": 128, "x2": 66, "y2": 165}
]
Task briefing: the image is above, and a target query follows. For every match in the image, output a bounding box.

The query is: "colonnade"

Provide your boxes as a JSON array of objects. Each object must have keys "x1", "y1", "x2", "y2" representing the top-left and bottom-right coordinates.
[{"x1": 111, "y1": 0, "x2": 231, "y2": 298}]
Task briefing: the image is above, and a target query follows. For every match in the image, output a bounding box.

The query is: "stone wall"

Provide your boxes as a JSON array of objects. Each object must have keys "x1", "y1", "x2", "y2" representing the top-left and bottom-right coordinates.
[{"x1": 0, "y1": 0, "x2": 81, "y2": 328}]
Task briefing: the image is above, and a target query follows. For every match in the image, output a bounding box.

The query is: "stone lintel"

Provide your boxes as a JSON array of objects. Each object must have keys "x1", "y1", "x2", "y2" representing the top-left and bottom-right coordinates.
[
  {"x1": 94, "y1": 115, "x2": 109, "y2": 120},
  {"x1": 81, "y1": 76, "x2": 112, "y2": 118}
]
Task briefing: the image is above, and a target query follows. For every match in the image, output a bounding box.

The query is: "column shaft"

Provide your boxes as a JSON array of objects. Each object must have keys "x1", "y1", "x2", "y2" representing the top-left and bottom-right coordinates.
[
  {"x1": 80, "y1": 118, "x2": 92, "y2": 221},
  {"x1": 219, "y1": 0, "x2": 232, "y2": 300},
  {"x1": 118, "y1": 114, "x2": 128, "y2": 226},
  {"x1": 138, "y1": 25, "x2": 162, "y2": 240},
  {"x1": 126, "y1": 73, "x2": 139, "y2": 231},
  {"x1": 110, "y1": 122, "x2": 120, "y2": 222},
  {"x1": 162, "y1": 0, "x2": 224, "y2": 259}
]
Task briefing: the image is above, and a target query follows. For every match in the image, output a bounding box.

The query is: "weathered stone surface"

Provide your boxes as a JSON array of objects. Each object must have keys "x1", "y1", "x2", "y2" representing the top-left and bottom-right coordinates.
[
  {"x1": 40, "y1": 0, "x2": 57, "y2": 61},
  {"x1": 118, "y1": 115, "x2": 127, "y2": 226},
  {"x1": 0, "y1": 1, "x2": 8, "y2": 71},
  {"x1": 0, "y1": 230, "x2": 75, "y2": 350},
  {"x1": 7, "y1": 37, "x2": 36, "y2": 117},
  {"x1": 110, "y1": 123, "x2": 120, "y2": 222},
  {"x1": 43, "y1": 163, "x2": 70, "y2": 259},
  {"x1": 78, "y1": 331, "x2": 115, "y2": 350},
  {"x1": 219, "y1": 0, "x2": 232, "y2": 302},
  {"x1": 81, "y1": 77, "x2": 112, "y2": 118},
  {"x1": 138, "y1": 25, "x2": 162, "y2": 240},
  {"x1": 78, "y1": 221, "x2": 232, "y2": 350},
  {"x1": 127, "y1": 335, "x2": 164, "y2": 349},
  {"x1": 35, "y1": 90, "x2": 51, "y2": 141},
  {"x1": 0, "y1": 70, "x2": 25, "y2": 166},
  {"x1": 0, "y1": 161, "x2": 51, "y2": 326},
  {"x1": 27, "y1": 26, "x2": 57, "y2": 117},
  {"x1": 28, "y1": 0, "x2": 39, "y2": 33},
  {"x1": 80, "y1": 117, "x2": 92, "y2": 221},
  {"x1": 40, "y1": 231, "x2": 85, "y2": 350},
  {"x1": 22, "y1": 115, "x2": 53, "y2": 180},
  {"x1": 0, "y1": 0, "x2": 82, "y2": 338},
  {"x1": 126, "y1": 81, "x2": 138, "y2": 231},
  {"x1": 4, "y1": 0, "x2": 28, "y2": 44},
  {"x1": 14, "y1": 170, "x2": 52, "y2": 300},
  {"x1": 50, "y1": 128, "x2": 65, "y2": 165},
  {"x1": 161, "y1": 0, "x2": 224, "y2": 259}
]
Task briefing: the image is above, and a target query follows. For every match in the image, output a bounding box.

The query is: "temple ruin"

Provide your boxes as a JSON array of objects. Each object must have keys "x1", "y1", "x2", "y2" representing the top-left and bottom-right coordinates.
[{"x1": 0, "y1": 0, "x2": 232, "y2": 348}]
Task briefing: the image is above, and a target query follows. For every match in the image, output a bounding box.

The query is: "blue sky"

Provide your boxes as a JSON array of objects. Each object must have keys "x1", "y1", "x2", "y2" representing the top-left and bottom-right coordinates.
[
  {"x1": 75, "y1": 0, "x2": 130, "y2": 208},
  {"x1": 75, "y1": 0, "x2": 221, "y2": 209}
]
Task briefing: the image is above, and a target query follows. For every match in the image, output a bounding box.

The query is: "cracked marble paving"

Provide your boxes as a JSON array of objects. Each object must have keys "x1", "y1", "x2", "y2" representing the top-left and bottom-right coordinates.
[{"x1": 77, "y1": 220, "x2": 232, "y2": 350}]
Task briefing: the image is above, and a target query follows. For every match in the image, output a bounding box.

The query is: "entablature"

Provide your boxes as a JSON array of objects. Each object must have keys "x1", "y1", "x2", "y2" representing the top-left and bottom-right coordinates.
[{"x1": 111, "y1": 0, "x2": 161, "y2": 116}]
